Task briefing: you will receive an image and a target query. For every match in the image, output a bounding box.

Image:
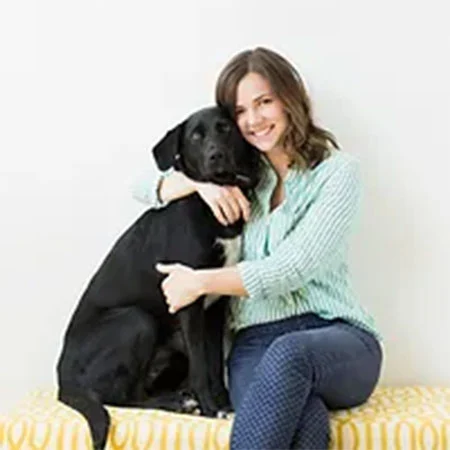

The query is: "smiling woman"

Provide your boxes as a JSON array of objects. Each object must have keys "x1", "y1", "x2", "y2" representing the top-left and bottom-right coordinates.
[
  {"x1": 235, "y1": 73, "x2": 290, "y2": 156},
  {"x1": 133, "y1": 47, "x2": 382, "y2": 450}
]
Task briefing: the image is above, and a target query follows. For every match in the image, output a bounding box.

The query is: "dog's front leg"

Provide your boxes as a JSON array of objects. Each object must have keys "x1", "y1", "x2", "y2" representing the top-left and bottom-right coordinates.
[
  {"x1": 178, "y1": 301, "x2": 218, "y2": 417},
  {"x1": 204, "y1": 298, "x2": 231, "y2": 413}
]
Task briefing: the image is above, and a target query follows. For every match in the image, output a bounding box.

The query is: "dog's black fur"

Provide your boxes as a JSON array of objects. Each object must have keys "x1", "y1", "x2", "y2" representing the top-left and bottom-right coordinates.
[{"x1": 56, "y1": 106, "x2": 262, "y2": 450}]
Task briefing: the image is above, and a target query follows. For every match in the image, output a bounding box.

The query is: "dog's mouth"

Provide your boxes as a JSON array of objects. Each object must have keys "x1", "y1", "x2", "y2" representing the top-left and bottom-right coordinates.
[
  {"x1": 210, "y1": 170, "x2": 252, "y2": 187},
  {"x1": 235, "y1": 173, "x2": 252, "y2": 186}
]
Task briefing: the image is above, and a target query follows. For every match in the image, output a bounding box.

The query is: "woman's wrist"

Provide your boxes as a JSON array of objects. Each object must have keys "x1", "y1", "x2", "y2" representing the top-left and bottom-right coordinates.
[
  {"x1": 195, "y1": 269, "x2": 212, "y2": 296},
  {"x1": 196, "y1": 266, "x2": 248, "y2": 298},
  {"x1": 187, "y1": 179, "x2": 201, "y2": 196},
  {"x1": 158, "y1": 171, "x2": 198, "y2": 204},
  {"x1": 179, "y1": 172, "x2": 199, "y2": 196}
]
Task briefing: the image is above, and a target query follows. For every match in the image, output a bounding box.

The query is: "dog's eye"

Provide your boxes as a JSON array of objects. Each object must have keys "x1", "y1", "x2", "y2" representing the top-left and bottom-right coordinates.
[
  {"x1": 216, "y1": 122, "x2": 231, "y2": 133},
  {"x1": 191, "y1": 131, "x2": 203, "y2": 141}
]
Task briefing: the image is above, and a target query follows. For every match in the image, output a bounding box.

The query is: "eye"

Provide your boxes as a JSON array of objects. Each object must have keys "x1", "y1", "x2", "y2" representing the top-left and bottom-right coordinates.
[
  {"x1": 261, "y1": 97, "x2": 273, "y2": 105},
  {"x1": 216, "y1": 121, "x2": 231, "y2": 133},
  {"x1": 191, "y1": 130, "x2": 203, "y2": 141}
]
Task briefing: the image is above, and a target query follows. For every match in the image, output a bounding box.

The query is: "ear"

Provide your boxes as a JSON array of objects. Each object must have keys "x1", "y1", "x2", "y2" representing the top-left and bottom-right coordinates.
[{"x1": 152, "y1": 121, "x2": 186, "y2": 170}]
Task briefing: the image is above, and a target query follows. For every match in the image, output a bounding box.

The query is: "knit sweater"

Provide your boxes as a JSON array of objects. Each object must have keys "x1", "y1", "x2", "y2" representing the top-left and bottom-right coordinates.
[{"x1": 131, "y1": 151, "x2": 380, "y2": 341}]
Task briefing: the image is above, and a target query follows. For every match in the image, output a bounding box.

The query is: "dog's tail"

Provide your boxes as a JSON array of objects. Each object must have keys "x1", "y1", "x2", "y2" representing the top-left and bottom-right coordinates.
[{"x1": 58, "y1": 385, "x2": 110, "y2": 450}]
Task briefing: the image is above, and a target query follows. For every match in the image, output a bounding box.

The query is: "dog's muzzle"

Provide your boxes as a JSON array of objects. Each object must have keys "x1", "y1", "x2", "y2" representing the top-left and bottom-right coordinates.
[{"x1": 235, "y1": 174, "x2": 252, "y2": 186}]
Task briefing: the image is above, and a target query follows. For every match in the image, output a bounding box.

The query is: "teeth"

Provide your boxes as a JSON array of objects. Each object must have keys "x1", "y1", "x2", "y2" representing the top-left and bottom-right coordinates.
[{"x1": 252, "y1": 126, "x2": 272, "y2": 137}]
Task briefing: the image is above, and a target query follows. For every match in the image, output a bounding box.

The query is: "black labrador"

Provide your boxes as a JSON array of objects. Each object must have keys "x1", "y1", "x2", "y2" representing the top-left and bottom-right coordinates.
[{"x1": 56, "y1": 106, "x2": 262, "y2": 450}]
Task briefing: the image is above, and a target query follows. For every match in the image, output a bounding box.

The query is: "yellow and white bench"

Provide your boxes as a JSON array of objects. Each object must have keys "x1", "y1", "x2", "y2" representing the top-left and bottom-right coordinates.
[{"x1": 1, "y1": 386, "x2": 450, "y2": 449}]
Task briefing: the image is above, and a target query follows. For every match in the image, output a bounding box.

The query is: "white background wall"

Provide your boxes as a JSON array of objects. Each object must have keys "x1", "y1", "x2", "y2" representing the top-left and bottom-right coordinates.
[{"x1": 1, "y1": 0, "x2": 449, "y2": 414}]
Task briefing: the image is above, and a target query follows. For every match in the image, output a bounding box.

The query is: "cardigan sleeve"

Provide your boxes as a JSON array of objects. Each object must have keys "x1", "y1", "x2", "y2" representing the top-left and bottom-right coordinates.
[
  {"x1": 131, "y1": 156, "x2": 174, "y2": 209},
  {"x1": 237, "y1": 158, "x2": 362, "y2": 300}
]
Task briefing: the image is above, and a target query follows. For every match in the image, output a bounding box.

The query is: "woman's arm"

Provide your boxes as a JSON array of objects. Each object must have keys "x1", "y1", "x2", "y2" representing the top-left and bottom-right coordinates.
[
  {"x1": 236, "y1": 158, "x2": 361, "y2": 301},
  {"x1": 156, "y1": 263, "x2": 248, "y2": 314},
  {"x1": 198, "y1": 266, "x2": 248, "y2": 297},
  {"x1": 160, "y1": 173, "x2": 250, "y2": 225},
  {"x1": 131, "y1": 163, "x2": 195, "y2": 209},
  {"x1": 158, "y1": 170, "x2": 197, "y2": 204},
  {"x1": 157, "y1": 157, "x2": 361, "y2": 313},
  {"x1": 132, "y1": 162, "x2": 251, "y2": 225}
]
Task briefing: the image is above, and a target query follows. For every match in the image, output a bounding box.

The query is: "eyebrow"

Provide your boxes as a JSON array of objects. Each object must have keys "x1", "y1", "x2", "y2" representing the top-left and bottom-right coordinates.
[{"x1": 253, "y1": 92, "x2": 272, "y2": 102}]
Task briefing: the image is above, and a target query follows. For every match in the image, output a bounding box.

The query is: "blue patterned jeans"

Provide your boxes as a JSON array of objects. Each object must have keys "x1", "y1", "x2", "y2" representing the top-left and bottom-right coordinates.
[{"x1": 227, "y1": 314, "x2": 382, "y2": 450}]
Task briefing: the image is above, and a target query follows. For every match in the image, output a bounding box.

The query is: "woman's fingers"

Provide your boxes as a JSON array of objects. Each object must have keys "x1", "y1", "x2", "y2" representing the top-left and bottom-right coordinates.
[
  {"x1": 230, "y1": 187, "x2": 251, "y2": 222},
  {"x1": 196, "y1": 183, "x2": 251, "y2": 225},
  {"x1": 217, "y1": 192, "x2": 241, "y2": 224},
  {"x1": 210, "y1": 202, "x2": 229, "y2": 226},
  {"x1": 155, "y1": 263, "x2": 179, "y2": 273}
]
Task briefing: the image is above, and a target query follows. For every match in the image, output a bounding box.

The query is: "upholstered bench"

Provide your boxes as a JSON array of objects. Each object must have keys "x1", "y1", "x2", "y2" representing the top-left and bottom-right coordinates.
[{"x1": 1, "y1": 386, "x2": 450, "y2": 449}]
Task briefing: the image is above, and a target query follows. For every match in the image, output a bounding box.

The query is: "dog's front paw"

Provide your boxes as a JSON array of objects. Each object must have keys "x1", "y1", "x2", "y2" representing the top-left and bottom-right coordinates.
[
  {"x1": 216, "y1": 409, "x2": 233, "y2": 419},
  {"x1": 213, "y1": 388, "x2": 231, "y2": 411},
  {"x1": 180, "y1": 392, "x2": 201, "y2": 415}
]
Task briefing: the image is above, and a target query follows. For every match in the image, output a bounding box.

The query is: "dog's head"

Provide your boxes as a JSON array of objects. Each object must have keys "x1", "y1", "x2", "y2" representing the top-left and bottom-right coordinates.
[{"x1": 152, "y1": 107, "x2": 261, "y2": 190}]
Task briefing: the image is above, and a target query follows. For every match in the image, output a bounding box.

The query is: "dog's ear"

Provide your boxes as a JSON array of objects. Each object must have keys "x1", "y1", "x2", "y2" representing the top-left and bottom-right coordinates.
[{"x1": 152, "y1": 121, "x2": 186, "y2": 171}]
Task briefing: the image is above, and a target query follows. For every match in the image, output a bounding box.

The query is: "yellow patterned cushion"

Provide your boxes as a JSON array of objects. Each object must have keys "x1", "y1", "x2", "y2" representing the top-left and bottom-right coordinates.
[{"x1": 1, "y1": 386, "x2": 450, "y2": 449}]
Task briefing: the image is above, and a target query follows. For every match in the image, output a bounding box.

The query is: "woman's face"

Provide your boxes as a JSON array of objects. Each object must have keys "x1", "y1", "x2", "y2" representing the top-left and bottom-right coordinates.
[{"x1": 235, "y1": 72, "x2": 289, "y2": 155}]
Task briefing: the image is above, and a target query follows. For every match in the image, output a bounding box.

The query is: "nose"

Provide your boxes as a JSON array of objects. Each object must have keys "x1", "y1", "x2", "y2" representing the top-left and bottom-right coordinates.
[
  {"x1": 247, "y1": 107, "x2": 262, "y2": 128},
  {"x1": 208, "y1": 148, "x2": 225, "y2": 165}
]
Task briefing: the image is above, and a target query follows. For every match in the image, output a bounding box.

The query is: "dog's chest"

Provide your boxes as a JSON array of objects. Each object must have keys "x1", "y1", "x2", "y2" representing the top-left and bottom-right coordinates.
[
  {"x1": 216, "y1": 236, "x2": 242, "y2": 267},
  {"x1": 203, "y1": 236, "x2": 241, "y2": 309}
]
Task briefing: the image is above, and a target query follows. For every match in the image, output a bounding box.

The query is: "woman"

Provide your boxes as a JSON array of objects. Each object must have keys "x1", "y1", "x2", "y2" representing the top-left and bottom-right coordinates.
[{"x1": 132, "y1": 47, "x2": 382, "y2": 450}]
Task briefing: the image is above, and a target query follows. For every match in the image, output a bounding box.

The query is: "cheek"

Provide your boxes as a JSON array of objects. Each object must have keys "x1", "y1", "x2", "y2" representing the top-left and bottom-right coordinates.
[
  {"x1": 271, "y1": 109, "x2": 289, "y2": 134},
  {"x1": 236, "y1": 116, "x2": 246, "y2": 134},
  {"x1": 269, "y1": 104, "x2": 286, "y2": 121},
  {"x1": 279, "y1": 113, "x2": 289, "y2": 131}
]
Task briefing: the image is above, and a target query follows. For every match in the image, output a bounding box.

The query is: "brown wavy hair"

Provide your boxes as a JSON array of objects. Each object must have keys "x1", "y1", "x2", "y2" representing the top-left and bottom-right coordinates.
[{"x1": 215, "y1": 47, "x2": 339, "y2": 169}]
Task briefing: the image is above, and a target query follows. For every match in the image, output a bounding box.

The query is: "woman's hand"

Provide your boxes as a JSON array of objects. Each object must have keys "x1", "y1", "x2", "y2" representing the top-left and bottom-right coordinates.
[
  {"x1": 156, "y1": 263, "x2": 206, "y2": 314},
  {"x1": 192, "y1": 181, "x2": 251, "y2": 226}
]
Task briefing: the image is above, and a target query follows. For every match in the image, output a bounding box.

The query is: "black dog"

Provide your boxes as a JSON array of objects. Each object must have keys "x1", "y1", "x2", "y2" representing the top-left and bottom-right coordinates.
[{"x1": 56, "y1": 106, "x2": 261, "y2": 450}]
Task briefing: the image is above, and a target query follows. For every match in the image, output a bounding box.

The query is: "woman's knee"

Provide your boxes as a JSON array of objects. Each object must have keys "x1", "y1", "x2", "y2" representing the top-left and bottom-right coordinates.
[{"x1": 258, "y1": 332, "x2": 313, "y2": 381}]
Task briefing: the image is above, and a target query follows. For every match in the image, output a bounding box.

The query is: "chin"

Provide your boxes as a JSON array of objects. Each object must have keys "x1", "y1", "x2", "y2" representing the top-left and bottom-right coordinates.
[
  {"x1": 250, "y1": 137, "x2": 283, "y2": 153},
  {"x1": 254, "y1": 143, "x2": 279, "y2": 153}
]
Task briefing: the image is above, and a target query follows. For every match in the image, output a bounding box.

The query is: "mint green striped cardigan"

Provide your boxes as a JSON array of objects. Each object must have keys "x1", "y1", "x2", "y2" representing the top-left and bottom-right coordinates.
[{"x1": 132, "y1": 150, "x2": 380, "y2": 341}]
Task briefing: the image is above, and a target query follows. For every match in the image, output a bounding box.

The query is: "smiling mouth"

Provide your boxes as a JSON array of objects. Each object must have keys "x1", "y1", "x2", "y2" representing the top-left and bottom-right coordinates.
[{"x1": 251, "y1": 125, "x2": 274, "y2": 138}]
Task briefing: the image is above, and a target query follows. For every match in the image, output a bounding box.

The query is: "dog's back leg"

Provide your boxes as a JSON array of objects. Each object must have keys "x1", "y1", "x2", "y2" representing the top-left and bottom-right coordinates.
[
  {"x1": 130, "y1": 391, "x2": 200, "y2": 414},
  {"x1": 58, "y1": 386, "x2": 109, "y2": 450},
  {"x1": 145, "y1": 349, "x2": 188, "y2": 395},
  {"x1": 58, "y1": 307, "x2": 159, "y2": 449}
]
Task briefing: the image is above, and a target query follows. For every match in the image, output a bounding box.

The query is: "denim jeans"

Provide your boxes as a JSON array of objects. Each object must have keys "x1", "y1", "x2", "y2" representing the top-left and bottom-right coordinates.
[{"x1": 227, "y1": 313, "x2": 382, "y2": 450}]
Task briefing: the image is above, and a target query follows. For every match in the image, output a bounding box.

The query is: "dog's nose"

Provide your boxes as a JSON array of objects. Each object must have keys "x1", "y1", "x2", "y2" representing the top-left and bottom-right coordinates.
[{"x1": 208, "y1": 149, "x2": 225, "y2": 165}]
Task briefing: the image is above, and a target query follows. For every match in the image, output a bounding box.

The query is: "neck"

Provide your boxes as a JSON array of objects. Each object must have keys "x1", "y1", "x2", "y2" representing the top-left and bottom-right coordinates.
[{"x1": 264, "y1": 147, "x2": 293, "y2": 180}]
